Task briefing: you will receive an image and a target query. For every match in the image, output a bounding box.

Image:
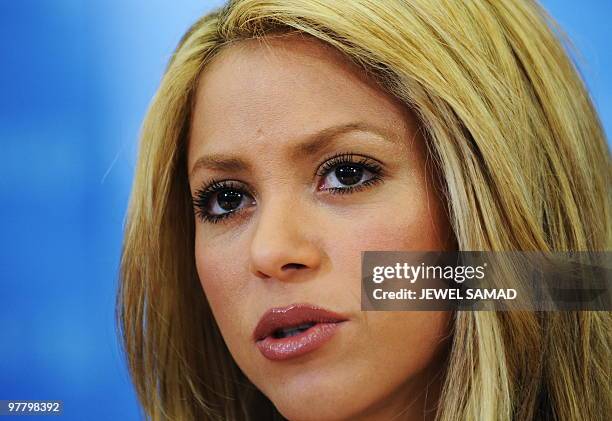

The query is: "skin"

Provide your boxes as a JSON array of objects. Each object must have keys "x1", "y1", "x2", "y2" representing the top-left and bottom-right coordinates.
[{"x1": 187, "y1": 35, "x2": 454, "y2": 421}]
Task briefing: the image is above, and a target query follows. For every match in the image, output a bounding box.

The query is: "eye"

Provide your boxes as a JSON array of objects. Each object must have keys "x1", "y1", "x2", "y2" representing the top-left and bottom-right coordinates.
[
  {"x1": 193, "y1": 180, "x2": 256, "y2": 223},
  {"x1": 321, "y1": 164, "x2": 372, "y2": 188},
  {"x1": 316, "y1": 153, "x2": 384, "y2": 194}
]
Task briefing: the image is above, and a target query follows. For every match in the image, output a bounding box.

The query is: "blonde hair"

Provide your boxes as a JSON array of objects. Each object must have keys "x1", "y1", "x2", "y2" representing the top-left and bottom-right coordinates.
[{"x1": 118, "y1": 0, "x2": 611, "y2": 420}]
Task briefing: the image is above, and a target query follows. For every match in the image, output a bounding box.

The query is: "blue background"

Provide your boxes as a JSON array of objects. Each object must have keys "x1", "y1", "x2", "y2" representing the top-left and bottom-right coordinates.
[{"x1": 0, "y1": 1, "x2": 609, "y2": 419}]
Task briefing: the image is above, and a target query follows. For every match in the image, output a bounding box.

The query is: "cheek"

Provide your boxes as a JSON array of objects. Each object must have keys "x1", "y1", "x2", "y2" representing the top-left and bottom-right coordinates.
[
  {"x1": 316, "y1": 190, "x2": 452, "y2": 392},
  {"x1": 361, "y1": 311, "x2": 451, "y2": 373},
  {"x1": 193, "y1": 232, "x2": 252, "y2": 351},
  {"x1": 353, "y1": 213, "x2": 442, "y2": 249},
  {"x1": 354, "y1": 176, "x2": 450, "y2": 250},
  {"x1": 327, "y1": 191, "x2": 450, "y2": 277}
]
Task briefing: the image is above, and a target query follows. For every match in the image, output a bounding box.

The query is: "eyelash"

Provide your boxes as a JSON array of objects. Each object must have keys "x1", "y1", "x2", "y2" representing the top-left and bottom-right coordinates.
[
  {"x1": 192, "y1": 152, "x2": 385, "y2": 224},
  {"x1": 316, "y1": 152, "x2": 384, "y2": 195},
  {"x1": 193, "y1": 180, "x2": 248, "y2": 224}
]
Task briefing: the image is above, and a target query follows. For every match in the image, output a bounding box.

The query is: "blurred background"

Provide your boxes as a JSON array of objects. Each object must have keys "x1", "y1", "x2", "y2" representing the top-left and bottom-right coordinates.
[{"x1": 0, "y1": 1, "x2": 609, "y2": 419}]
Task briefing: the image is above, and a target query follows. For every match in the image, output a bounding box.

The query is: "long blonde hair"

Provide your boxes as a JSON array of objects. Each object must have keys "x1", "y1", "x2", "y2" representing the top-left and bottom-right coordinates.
[{"x1": 118, "y1": 1, "x2": 611, "y2": 420}]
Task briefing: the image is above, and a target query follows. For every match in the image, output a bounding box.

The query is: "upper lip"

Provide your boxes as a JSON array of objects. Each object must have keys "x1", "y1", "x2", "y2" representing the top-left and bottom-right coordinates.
[{"x1": 253, "y1": 303, "x2": 348, "y2": 341}]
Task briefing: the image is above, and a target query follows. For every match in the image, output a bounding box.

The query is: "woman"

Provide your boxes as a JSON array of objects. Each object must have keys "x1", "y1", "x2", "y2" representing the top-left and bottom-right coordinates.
[{"x1": 117, "y1": 0, "x2": 611, "y2": 420}]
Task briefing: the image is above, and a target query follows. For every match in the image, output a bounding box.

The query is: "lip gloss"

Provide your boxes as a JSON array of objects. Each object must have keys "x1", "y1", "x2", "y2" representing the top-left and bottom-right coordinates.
[
  {"x1": 253, "y1": 304, "x2": 349, "y2": 361},
  {"x1": 255, "y1": 321, "x2": 345, "y2": 361}
]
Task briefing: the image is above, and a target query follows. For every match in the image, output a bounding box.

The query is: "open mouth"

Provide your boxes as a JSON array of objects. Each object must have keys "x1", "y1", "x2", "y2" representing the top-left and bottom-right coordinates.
[
  {"x1": 253, "y1": 304, "x2": 348, "y2": 361},
  {"x1": 270, "y1": 322, "x2": 317, "y2": 339}
]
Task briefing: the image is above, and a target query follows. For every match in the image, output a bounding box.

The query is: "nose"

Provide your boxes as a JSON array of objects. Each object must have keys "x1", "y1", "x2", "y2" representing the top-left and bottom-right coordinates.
[{"x1": 249, "y1": 196, "x2": 322, "y2": 282}]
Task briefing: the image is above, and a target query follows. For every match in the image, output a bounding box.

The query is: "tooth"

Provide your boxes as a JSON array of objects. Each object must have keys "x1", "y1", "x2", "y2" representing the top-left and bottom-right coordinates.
[{"x1": 277, "y1": 323, "x2": 315, "y2": 338}]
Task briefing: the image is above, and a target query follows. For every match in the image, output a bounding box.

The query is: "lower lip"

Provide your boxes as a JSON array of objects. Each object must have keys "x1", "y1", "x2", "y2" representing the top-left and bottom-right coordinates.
[{"x1": 255, "y1": 322, "x2": 346, "y2": 361}]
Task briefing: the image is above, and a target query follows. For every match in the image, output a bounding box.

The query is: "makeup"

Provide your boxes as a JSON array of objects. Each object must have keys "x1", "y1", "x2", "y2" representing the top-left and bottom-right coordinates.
[{"x1": 253, "y1": 304, "x2": 348, "y2": 361}]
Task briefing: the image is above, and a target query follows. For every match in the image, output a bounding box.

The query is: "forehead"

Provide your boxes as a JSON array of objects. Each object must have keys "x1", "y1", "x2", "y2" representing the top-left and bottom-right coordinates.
[{"x1": 188, "y1": 35, "x2": 410, "y2": 162}]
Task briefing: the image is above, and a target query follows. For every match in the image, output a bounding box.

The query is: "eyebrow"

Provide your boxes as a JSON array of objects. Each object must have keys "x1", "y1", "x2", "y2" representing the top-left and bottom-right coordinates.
[{"x1": 188, "y1": 122, "x2": 397, "y2": 177}]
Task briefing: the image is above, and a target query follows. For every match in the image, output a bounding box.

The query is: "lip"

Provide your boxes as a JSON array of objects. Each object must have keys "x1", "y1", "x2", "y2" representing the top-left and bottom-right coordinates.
[{"x1": 253, "y1": 303, "x2": 348, "y2": 361}]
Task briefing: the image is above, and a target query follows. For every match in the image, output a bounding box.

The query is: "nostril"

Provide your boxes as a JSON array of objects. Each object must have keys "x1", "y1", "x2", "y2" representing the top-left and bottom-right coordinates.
[{"x1": 281, "y1": 263, "x2": 306, "y2": 271}]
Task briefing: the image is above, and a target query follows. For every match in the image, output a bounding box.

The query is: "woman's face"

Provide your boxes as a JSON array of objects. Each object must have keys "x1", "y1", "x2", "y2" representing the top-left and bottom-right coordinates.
[{"x1": 188, "y1": 36, "x2": 453, "y2": 421}]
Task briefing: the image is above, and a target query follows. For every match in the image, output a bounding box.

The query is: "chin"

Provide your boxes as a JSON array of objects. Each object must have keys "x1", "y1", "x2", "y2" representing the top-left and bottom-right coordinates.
[
  {"x1": 272, "y1": 399, "x2": 355, "y2": 421},
  {"x1": 261, "y1": 374, "x2": 368, "y2": 421}
]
